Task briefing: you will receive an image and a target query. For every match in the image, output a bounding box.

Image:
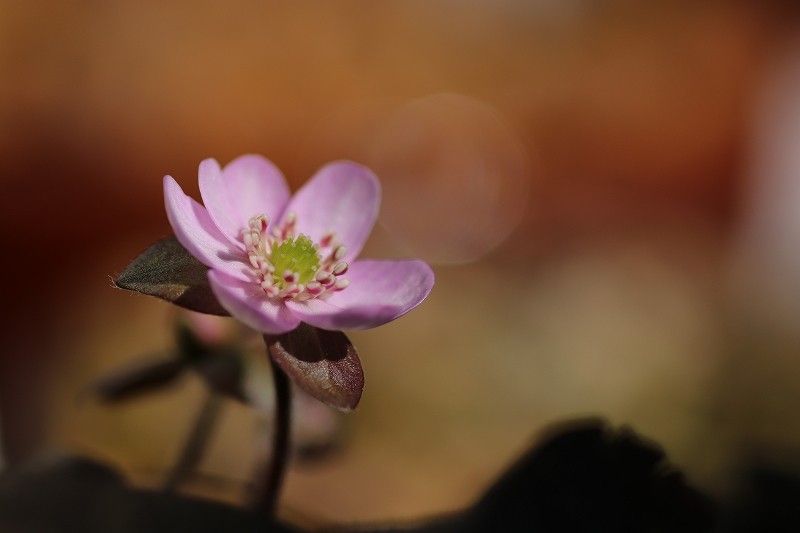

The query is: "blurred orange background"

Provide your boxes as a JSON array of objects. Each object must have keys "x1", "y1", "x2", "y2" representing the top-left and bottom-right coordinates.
[{"x1": 3, "y1": 0, "x2": 800, "y2": 524}]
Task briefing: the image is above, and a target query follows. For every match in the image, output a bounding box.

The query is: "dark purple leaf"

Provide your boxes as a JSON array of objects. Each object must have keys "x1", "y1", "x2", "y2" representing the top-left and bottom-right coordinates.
[
  {"x1": 265, "y1": 324, "x2": 364, "y2": 411},
  {"x1": 113, "y1": 237, "x2": 229, "y2": 316}
]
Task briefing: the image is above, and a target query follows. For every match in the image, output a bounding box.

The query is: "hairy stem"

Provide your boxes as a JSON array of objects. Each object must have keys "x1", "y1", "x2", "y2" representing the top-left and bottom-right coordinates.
[{"x1": 252, "y1": 341, "x2": 292, "y2": 517}]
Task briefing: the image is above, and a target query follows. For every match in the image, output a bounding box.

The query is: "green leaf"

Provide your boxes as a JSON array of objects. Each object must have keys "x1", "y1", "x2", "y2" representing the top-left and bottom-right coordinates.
[
  {"x1": 266, "y1": 324, "x2": 364, "y2": 411},
  {"x1": 114, "y1": 237, "x2": 229, "y2": 316}
]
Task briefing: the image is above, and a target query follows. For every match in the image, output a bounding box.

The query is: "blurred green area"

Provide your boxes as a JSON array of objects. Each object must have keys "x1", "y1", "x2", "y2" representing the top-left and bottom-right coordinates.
[{"x1": 2, "y1": 0, "x2": 800, "y2": 523}]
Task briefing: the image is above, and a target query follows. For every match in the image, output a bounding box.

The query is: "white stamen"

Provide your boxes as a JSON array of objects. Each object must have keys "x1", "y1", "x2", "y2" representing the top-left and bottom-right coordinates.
[
  {"x1": 320, "y1": 232, "x2": 335, "y2": 247},
  {"x1": 306, "y1": 281, "x2": 323, "y2": 295},
  {"x1": 315, "y1": 271, "x2": 333, "y2": 284},
  {"x1": 244, "y1": 212, "x2": 351, "y2": 302},
  {"x1": 249, "y1": 215, "x2": 268, "y2": 232},
  {"x1": 265, "y1": 285, "x2": 280, "y2": 298},
  {"x1": 280, "y1": 284, "x2": 300, "y2": 299}
]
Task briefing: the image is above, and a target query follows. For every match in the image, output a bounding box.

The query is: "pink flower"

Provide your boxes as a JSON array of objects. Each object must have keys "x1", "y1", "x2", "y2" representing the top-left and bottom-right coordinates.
[{"x1": 164, "y1": 155, "x2": 434, "y2": 334}]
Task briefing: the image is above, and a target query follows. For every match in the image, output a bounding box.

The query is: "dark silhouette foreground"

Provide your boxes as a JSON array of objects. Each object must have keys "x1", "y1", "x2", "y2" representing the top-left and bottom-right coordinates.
[{"x1": 4, "y1": 418, "x2": 796, "y2": 532}]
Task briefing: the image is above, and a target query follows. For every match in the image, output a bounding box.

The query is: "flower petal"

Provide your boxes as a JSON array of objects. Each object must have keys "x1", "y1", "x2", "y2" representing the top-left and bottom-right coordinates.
[
  {"x1": 281, "y1": 161, "x2": 380, "y2": 262},
  {"x1": 286, "y1": 259, "x2": 434, "y2": 330},
  {"x1": 199, "y1": 155, "x2": 290, "y2": 244},
  {"x1": 163, "y1": 176, "x2": 250, "y2": 280},
  {"x1": 208, "y1": 270, "x2": 300, "y2": 334}
]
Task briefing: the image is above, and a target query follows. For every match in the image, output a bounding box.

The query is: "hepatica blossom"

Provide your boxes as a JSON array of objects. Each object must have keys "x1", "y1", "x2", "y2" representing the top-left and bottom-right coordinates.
[{"x1": 164, "y1": 155, "x2": 434, "y2": 334}]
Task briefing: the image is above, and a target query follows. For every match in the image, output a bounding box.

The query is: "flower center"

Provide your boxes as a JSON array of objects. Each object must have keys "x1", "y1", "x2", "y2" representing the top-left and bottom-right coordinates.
[
  {"x1": 242, "y1": 213, "x2": 350, "y2": 301},
  {"x1": 269, "y1": 235, "x2": 320, "y2": 285}
]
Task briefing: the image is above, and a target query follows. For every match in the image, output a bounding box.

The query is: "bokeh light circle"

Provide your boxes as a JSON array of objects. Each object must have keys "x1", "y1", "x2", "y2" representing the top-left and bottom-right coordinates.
[{"x1": 366, "y1": 94, "x2": 532, "y2": 264}]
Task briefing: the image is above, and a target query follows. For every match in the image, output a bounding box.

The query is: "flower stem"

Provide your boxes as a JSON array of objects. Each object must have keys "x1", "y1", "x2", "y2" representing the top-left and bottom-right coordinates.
[
  {"x1": 163, "y1": 390, "x2": 222, "y2": 492},
  {"x1": 252, "y1": 341, "x2": 292, "y2": 517}
]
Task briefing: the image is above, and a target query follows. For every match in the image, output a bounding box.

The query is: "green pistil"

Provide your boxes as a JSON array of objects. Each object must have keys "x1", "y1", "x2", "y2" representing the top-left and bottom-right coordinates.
[{"x1": 269, "y1": 234, "x2": 320, "y2": 285}]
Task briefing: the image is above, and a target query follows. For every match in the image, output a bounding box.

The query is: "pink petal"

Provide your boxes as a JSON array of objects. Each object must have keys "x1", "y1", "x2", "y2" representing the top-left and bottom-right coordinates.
[
  {"x1": 199, "y1": 155, "x2": 290, "y2": 244},
  {"x1": 163, "y1": 176, "x2": 250, "y2": 281},
  {"x1": 286, "y1": 259, "x2": 434, "y2": 330},
  {"x1": 281, "y1": 161, "x2": 380, "y2": 262},
  {"x1": 208, "y1": 270, "x2": 300, "y2": 334}
]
